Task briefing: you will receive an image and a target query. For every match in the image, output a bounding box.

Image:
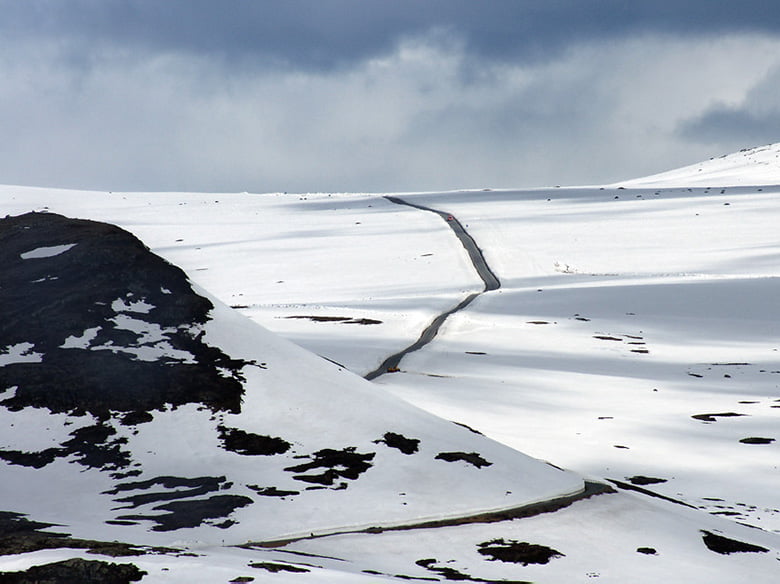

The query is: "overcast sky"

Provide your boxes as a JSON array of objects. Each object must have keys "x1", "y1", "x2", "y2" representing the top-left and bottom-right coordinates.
[{"x1": 2, "y1": 1, "x2": 780, "y2": 193}]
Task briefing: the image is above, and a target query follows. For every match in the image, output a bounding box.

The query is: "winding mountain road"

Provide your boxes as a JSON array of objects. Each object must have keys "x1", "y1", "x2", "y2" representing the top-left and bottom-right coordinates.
[
  {"x1": 364, "y1": 196, "x2": 500, "y2": 381},
  {"x1": 385, "y1": 196, "x2": 500, "y2": 291},
  {"x1": 244, "y1": 481, "x2": 610, "y2": 549}
]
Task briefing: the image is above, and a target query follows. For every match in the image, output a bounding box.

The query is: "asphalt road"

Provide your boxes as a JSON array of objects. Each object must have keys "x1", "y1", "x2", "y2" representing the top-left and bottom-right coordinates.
[
  {"x1": 244, "y1": 481, "x2": 609, "y2": 548},
  {"x1": 384, "y1": 196, "x2": 500, "y2": 291},
  {"x1": 364, "y1": 196, "x2": 500, "y2": 380}
]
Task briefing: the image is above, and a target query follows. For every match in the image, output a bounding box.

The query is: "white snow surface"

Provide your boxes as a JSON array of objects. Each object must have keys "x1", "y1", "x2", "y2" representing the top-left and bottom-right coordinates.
[
  {"x1": 615, "y1": 142, "x2": 780, "y2": 187},
  {"x1": 0, "y1": 342, "x2": 43, "y2": 366},
  {"x1": 0, "y1": 276, "x2": 582, "y2": 546},
  {"x1": 19, "y1": 243, "x2": 77, "y2": 259},
  {"x1": 2, "y1": 143, "x2": 780, "y2": 581}
]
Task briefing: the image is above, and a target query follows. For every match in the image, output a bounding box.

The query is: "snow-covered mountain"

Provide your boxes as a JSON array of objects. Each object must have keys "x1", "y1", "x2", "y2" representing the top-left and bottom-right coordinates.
[
  {"x1": 1, "y1": 144, "x2": 779, "y2": 582},
  {"x1": 615, "y1": 142, "x2": 780, "y2": 187}
]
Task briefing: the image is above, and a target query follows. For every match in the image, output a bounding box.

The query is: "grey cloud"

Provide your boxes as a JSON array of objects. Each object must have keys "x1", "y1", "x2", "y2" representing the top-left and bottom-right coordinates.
[
  {"x1": 0, "y1": 34, "x2": 614, "y2": 193},
  {"x1": 679, "y1": 64, "x2": 780, "y2": 148},
  {"x1": 1, "y1": 11, "x2": 779, "y2": 193},
  {"x1": 3, "y1": 0, "x2": 780, "y2": 72},
  {"x1": 680, "y1": 108, "x2": 780, "y2": 147}
]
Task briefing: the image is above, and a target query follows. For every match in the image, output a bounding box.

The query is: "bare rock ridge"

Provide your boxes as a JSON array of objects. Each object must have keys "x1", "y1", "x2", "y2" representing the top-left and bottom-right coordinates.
[
  {"x1": 0, "y1": 211, "x2": 259, "y2": 527},
  {"x1": 0, "y1": 211, "x2": 254, "y2": 417}
]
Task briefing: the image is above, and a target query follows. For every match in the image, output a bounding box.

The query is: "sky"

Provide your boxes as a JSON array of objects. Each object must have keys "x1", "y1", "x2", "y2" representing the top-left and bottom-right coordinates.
[{"x1": 2, "y1": 1, "x2": 780, "y2": 194}]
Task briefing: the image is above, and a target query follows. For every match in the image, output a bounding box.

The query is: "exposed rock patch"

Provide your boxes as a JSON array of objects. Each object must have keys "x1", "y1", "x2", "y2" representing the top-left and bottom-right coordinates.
[
  {"x1": 0, "y1": 422, "x2": 132, "y2": 474},
  {"x1": 0, "y1": 558, "x2": 146, "y2": 584},
  {"x1": 435, "y1": 451, "x2": 492, "y2": 468},
  {"x1": 285, "y1": 315, "x2": 381, "y2": 325},
  {"x1": 284, "y1": 447, "x2": 375, "y2": 487},
  {"x1": 0, "y1": 511, "x2": 145, "y2": 557},
  {"x1": 636, "y1": 547, "x2": 658, "y2": 555},
  {"x1": 116, "y1": 494, "x2": 253, "y2": 532},
  {"x1": 217, "y1": 426, "x2": 291, "y2": 456},
  {"x1": 103, "y1": 475, "x2": 253, "y2": 529},
  {"x1": 0, "y1": 212, "x2": 256, "y2": 418},
  {"x1": 120, "y1": 411, "x2": 154, "y2": 426},
  {"x1": 415, "y1": 557, "x2": 531, "y2": 583},
  {"x1": 249, "y1": 562, "x2": 310, "y2": 573},
  {"x1": 691, "y1": 412, "x2": 745, "y2": 422},
  {"x1": 452, "y1": 422, "x2": 484, "y2": 435},
  {"x1": 701, "y1": 530, "x2": 769, "y2": 555},
  {"x1": 477, "y1": 538, "x2": 564, "y2": 565},
  {"x1": 374, "y1": 432, "x2": 420, "y2": 455},
  {"x1": 246, "y1": 486, "x2": 300, "y2": 498},
  {"x1": 739, "y1": 437, "x2": 774, "y2": 445},
  {"x1": 105, "y1": 475, "x2": 229, "y2": 509},
  {"x1": 627, "y1": 476, "x2": 667, "y2": 486}
]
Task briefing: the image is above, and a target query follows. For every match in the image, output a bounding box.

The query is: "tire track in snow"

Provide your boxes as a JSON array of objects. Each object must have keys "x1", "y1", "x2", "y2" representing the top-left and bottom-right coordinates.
[{"x1": 364, "y1": 196, "x2": 500, "y2": 380}]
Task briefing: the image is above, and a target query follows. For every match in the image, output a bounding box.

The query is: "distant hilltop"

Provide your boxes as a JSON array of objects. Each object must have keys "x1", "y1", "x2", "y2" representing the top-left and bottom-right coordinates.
[{"x1": 614, "y1": 142, "x2": 780, "y2": 187}]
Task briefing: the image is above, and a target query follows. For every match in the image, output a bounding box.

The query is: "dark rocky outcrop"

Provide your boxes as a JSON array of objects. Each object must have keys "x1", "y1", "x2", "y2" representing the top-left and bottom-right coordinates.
[
  {"x1": 0, "y1": 511, "x2": 145, "y2": 557},
  {"x1": 477, "y1": 538, "x2": 564, "y2": 565},
  {"x1": 285, "y1": 447, "x2": 375, "y2": 487},
  {"x1": 0, "y1": 422, "x2": 132, "y2": 474},
  {"x1": 249, "y1": 562, "x2": 310, "y2": 573},
  {"x1": 435, "y1": 451, "x2": 492, "y2": 468},
  {"x1": 217, "y1": 426, "x2": 291, "y2": 456},
  {"x1": 374, "y1": 432, "x2": 420, "y2": 455},
  {"x1": 0, "y1": 212, "x2": 256, "y2": 418},
  {"x1": 116, "y1": 494, "x2": 254, "y2": 532},
  {"x1": 626, "y1": 476, "x2": 667, "y2": 486},
  {"x1": 0, "y1": 558, "x2": 146, "y2": 583},
  {"x1": 701, "y1": 530, "x2": 769, "y2": 555}
]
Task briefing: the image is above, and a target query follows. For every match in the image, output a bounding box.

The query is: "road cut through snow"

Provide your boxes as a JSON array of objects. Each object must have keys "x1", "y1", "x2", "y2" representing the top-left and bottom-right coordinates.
[{"x1": 365, "y1": 195, "x2": 500, "y2": 380}]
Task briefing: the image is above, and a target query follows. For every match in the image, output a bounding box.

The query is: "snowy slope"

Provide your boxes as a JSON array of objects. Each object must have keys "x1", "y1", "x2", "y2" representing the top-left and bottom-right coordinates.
[
  {"x1": 2, "y1": 143, "x2": 780, "y2": 581},
  {"x1": 0, "y1": 187, "x2": 479, "y2": 373},
  {"x1": 375, "y1": 184, "x2": 780, "y2": 535},
  {"x1": 0, "y1": 212, "x2": 582, "y2": 549},
  {"x1": 615, "y1": 142, "x2": 780, "y2": 187}
]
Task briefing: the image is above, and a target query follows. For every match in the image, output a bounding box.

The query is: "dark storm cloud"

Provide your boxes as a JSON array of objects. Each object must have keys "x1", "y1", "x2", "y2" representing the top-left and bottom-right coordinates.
[
  {"x1": 4, "y1": 0, "x2": 780, "y2": 71},
  {"x1": 681, "y1": 108, "x2": 780, "y2": 146},
  {"x1": 679, "y1": 62, "x2": 780, "y2": 149},
  {"x1": 1, "y1": 1, "x2": 779, "y2": 193}
]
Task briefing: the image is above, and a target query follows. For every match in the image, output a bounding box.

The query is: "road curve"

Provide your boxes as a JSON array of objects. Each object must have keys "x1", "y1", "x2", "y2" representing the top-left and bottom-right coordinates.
[
  {"x1": 384, "y1": 196, "x2": 500, "y2": 291},
  {"x1": 242, "y1": 481, "x2": 612, "y2": 549},
  {"x1": 364, "y1": 196, "x2": 500, "y2": 381}
]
